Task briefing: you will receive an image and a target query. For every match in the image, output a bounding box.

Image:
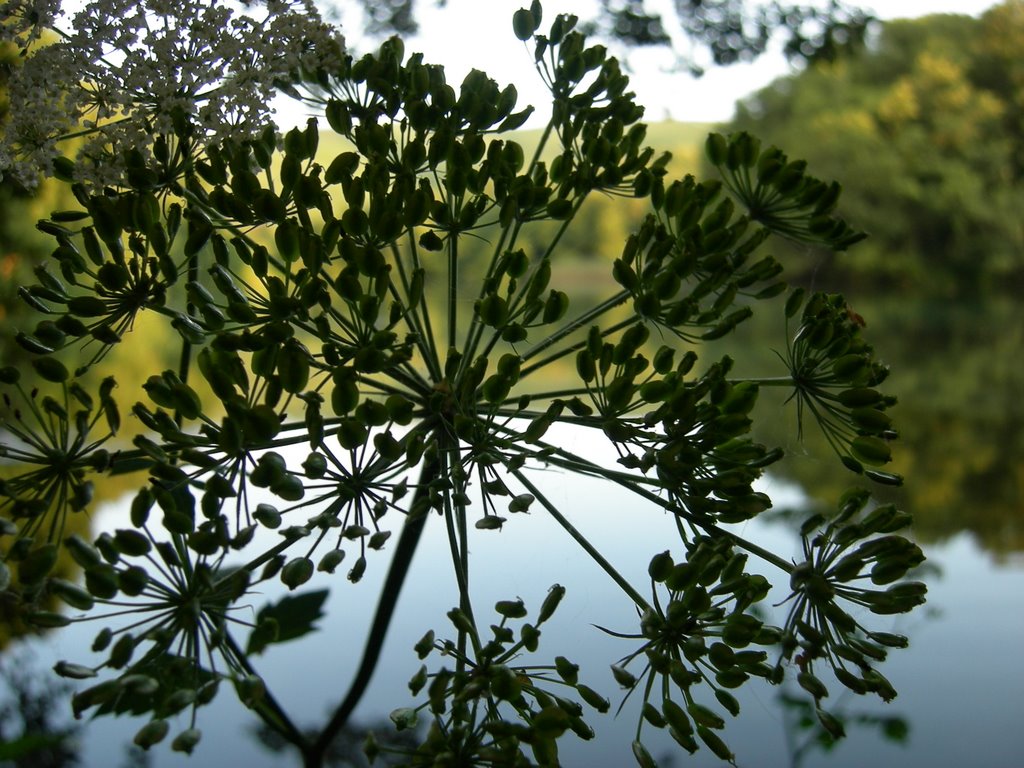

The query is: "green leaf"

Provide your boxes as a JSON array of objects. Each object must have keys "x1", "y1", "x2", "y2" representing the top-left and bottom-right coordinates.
[{"x1": 247, "y1": 589, "x2": 329, "y2": 654}]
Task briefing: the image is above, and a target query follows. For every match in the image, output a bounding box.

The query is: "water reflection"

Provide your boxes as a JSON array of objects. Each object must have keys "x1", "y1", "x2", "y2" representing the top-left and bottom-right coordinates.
[
  {"x1": 4, "y1": 291, "x2": 1021, "y2": 766},
  {"x1": 718, "y1": 294, "x2": 1024, "y2": 557},
  {"x1": 9, "y1": 434, "x2": 1023, "y2": 767}
]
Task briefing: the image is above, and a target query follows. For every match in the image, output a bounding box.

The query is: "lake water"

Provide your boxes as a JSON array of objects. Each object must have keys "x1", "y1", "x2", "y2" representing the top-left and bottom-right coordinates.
[{"x1": 12, "y1": 421, "x2": 1024, "y2": 768}]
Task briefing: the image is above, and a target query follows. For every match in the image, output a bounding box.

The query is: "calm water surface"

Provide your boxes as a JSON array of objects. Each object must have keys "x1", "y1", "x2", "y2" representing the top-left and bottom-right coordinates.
[{"x1": 19, "y1": 421, "x2": 1024, "y2": 768}]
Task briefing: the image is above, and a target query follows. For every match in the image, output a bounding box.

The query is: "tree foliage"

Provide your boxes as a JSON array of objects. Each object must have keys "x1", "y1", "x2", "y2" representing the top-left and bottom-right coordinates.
[
  {"x1": 0, "y1": 2, "x2": 926, "y2": 766},
  {"x1": 333, "y1": 0, "x2": 874, "y2": 71},
  {"x1": 721, "y1": 2, "x2": 1024, "y2": 297}
]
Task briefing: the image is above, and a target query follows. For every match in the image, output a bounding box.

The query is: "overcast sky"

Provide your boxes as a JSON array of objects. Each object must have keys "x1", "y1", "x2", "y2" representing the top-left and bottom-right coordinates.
[{"x1": 382, "y1": 0, "x2": 1002, "y2": 125}]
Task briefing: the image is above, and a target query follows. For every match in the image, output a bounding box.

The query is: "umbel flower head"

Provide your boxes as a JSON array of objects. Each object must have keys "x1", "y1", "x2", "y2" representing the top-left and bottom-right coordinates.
[
  {"x1": 1, "y1": 2, "x2": 928, "y2": 764},
  {"x1": 0, "y1": 0, "x2": 346, "y2": 189}
]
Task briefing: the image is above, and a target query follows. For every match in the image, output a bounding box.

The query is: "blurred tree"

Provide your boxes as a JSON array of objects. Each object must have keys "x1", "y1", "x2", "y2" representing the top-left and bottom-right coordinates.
[
  {"x1": 0, "y1": 38, "x2": 55, "y2": 367},
  {"x1": 971, "y1": 0, "x2": 1024, "y2": 178},
  {"x1": 0, "y1": 647, "x2": 80, "y2": 768},
  {"x1": 331, "y1": 0, "x2": 874, "y2": 70},
  {"x1": 720, "y1": 4, "x2": 1024, "y2": 297}
]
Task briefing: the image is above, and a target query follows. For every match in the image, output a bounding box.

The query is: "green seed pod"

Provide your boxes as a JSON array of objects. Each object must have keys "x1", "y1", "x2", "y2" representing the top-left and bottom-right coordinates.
[
  {"x1": 816, "y1": 708, "x2": 846, "y2": 739},
  {"x1": 254, "y1": 504, "x2": 282, "y2": 529},
  {"x1": 72, "y1": 679, "x2": 120, "y2": 718},
  {"x1": 851, "y1": 435, "x2": 892, "y2": 466},
  {"x1": 318, "y1": 550, "x2": 345, "y2": 573},
  {"x1": 715, "y1": 689, "x2": 741, "y2": 717},
  {"x1": 850, "y1": 407, "x2": 892, "y2": 432},
  {"x1": 638, "y1": 708, "x2": 663, "y2": 729},
  {"x1": 414, "y1": 629, "x2": 435, "y2": 659},
  {"x1": 171, "y1": 728, "x2": 202, "y2": 755},
  {"x1": 192, "y1": 679, "x2": 218, "y2": 708},
  {"x1": 662, "y1": 698, "x2": 692, "y2": 735},
  {"x1": 108, "y1": 632, "x2": 135, "y2": 669},
  {"x1": 632, "y1": 739, "x2": 658, "y2": 768},
  {"x1": 697, "y1": 725, "x2": 734, "y2": 761},
  {"x1": 342, "y1": 524, "x2": 370, "y2": 540},
  {"x1": 708, "y1": 642, "x2": 736, "y2": 670},
  {"x1": 119, "y1": 673, "x2": 159, "y2": 696},
  {"x1": 49, "y1": 578, "x2": 95, "y2": 611},
  {"x1": 447, "y1": 607, "x2": 476, "y2": 636},
  {"x1": 235, "y1": 675, "x2": 266, "y2": 708},
  {"x1": 27, "y1": 611, "x2": 71, "y2": 628},
  {"x1": 576, "y1": 349, "x2": 596, "y2": 383},
  {"x1": 67, "y1": 295, "x2": 108, "y2": 317},
  {"x1": 537, "y1": 583, "x2": 565, "y2": 624},
  {"x1": 489, "y1": 664, "x2": 523, "y2": 701},
  {"x1": 669, "y1": 660, "x2": 700, "y2": 689},
  {"x1": 705, "y1": 133, "x2": 728, "y2": 166},
  {"x1": 798, "y1": 671, "x2": 830, "y2": 700},
  {"x1": 280, "y1": 557, "x2": 314, "y2": 589},
  {"x1": 64, "y1": 534, "x2": 103, "y2": 569},
  {"x1": 833, "y1": 354, "x2": 869, "y2": 381},
  {"x1": 669, "y1": 725, "x2": 699, "y2": 753},
  {"x1": 113, "y1": 528, "x2": 151, "y2": 557},
  {"x1": 576, "y1": 684, "x2": 610, "y2": 713},
  {"x1": 864, "y1": 469, "x2": 904, "y2": 486},
  {"x1": 477, "y1": 294, "x2": 509, "y2": 327},
  {"x1": 31, "y1": 357, "x2": 69, "y2": 383},
  {"x1": 868, "y1": 631, "x2": 909, "y2": 649},
  {"x1": 85, "y1": 630, "x2": 112, "y2": 656},
  {"x1": 648, "y1": 550, "x2": 674, "y2": 582},
  {"x1": 687, "y1": 702, "x2": 725, "y2": 730},
  {"x1": 475, "y1": 515, "x2": 506, "y2": 530},
  {"x1": 863, "y1": 669, "x2": 897, "y2": 702},
  {"x1": 482, "y1": 373, "x2": 511, "y2": 404},
  {"x1": 337, "y1": 418, "x2": 368, "y2": 450},
  {"x1": 837, "y1": 387, "x2": 883, "y2": 408},
  {"x1": 834, "y1": 666, "x2": 869, "y2": 694},
  {"x1": 531, "y1": 705, "x2": 569, "y2": 741},
  {"x1": 495, "y1": 598, "x2": 528, "y2": 619},
  {"x1": 164, "y1": 688, "x2": 196, "y2": 714},
  {"x1": 133, "y1": 719, "x2": 170, "y2": 750},
  {"x1": 348, "y1": 555, "x2": 367, "y2": 583},
  {"x1": 870, "y1": 559, "x2": 911, "y2": 585},
  {"x1": 54, "y1": 661, "x2": 97, "y2": 680},
  {"x1": 554, "y1": 656, "x2": 579, "y2": 685},
  {"x1": 407, "y1": 664, "x2": 428, "y2": 696},
  {"x1": 520, "y1": 622, "x2": 540, "y2": 652},
  {"x1": 118, "y1": 565, "x2": 149, "y2": 596},
  {"x1": 543, "y1": 289, "x2": 570, "y2": 323},
  {"x1": 18, "y1": 544, "x2": 59, "y2": 585},
  {"x1": 271, "y1": 474, "x2": 305, "y2": 502},
  {"x1": 610, "y1": 664, "x2": 637, "y2": 690},
  {"x1": 512, "y1": 8, "x2": 537, "y2": 40}
]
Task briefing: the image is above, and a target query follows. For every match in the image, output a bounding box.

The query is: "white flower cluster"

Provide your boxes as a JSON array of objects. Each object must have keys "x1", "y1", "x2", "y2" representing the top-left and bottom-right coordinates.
[{"x1": 0, "y1": 0, "x2": 345, "y2": 189}]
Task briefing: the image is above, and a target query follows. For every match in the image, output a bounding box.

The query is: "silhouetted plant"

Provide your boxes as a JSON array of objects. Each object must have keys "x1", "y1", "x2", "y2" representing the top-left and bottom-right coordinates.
[{"x1": 0, "y1": 2, "x2": 925, "y2": 765}]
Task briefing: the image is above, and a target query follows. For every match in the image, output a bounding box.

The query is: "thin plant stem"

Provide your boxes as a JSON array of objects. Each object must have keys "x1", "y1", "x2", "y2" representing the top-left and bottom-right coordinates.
[
  {"x1": 510, "y1": 467, "x2": 651, "y2": 611},
  {"x1": 307, "y1": 457, "x2": 437, "y2": 765}
]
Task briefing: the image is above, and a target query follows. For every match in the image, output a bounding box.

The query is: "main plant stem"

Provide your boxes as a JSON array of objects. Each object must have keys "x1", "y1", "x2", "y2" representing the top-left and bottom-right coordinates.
[{"x1": 302, "y1": 457, "x2": 437, "y2": 767}]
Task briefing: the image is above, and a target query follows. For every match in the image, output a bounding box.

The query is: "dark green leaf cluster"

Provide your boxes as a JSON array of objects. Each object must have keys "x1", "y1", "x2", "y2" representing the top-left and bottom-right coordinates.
[
  {"x1": 775, "y1": 489, "x2": 925, "y2": 734},
  {"x1": 53, "y1": 533, "x2": 256, "y2": 754},
  {"x1": 781, "y1": 290, "x2": 901, "y2": 485},
  {"x1": 0, "y1": 373, "x2": 117, "y2": 545},
  {"x1": 707, "y1": 131, "x2": 865, "y2": 251},
  {"x1": 602, "y1": 541, "x2": 779, "y2": 765},
  {"x1": 384, "y1": 585, "x2": 609, "y2": 767}
]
